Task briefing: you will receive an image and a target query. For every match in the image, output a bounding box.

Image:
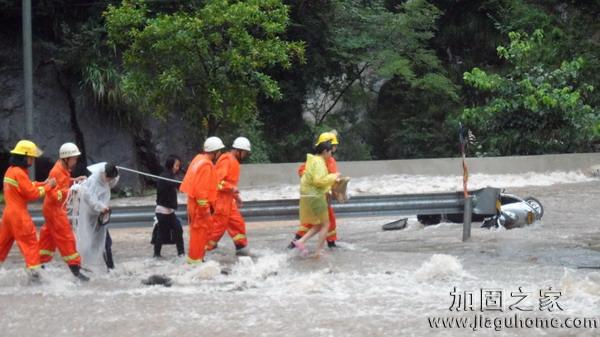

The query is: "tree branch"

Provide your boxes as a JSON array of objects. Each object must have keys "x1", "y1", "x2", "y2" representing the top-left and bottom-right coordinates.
[{"x1": 316, "y1": 63, "x2": 369, "y2": 125}]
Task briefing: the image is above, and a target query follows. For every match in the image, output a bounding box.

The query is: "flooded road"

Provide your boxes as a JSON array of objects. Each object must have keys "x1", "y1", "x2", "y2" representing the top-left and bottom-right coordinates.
[{"x1": 1, "y1": 180, "x2": 600, "y2": 336}]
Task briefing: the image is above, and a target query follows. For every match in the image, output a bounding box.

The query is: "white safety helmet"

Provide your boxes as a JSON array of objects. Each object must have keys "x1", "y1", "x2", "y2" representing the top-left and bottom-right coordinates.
[
  {"x1": 203, "y1": 136, "x2": 225, "y2": 153},
  {"x1": 59, "y1": 142, "x2": 81, "y2": 159},
  {"x1": 232, "y1": 137, "x2": 251, "y2": 152}
]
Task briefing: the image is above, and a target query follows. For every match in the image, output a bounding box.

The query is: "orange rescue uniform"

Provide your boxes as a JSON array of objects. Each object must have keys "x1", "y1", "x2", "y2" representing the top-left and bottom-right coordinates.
[
  {"x1": 206, "y1": 152, "x2": 247, "y2": 250},
  {"x1": 0, "y1": 166, "x2": 52, "y2": 269},
  {"x1": 38, "y1": 161, "x2": 81, "y2": 266},
  {"x1": 180, "y1": 154, "x2": 217, "y2": 264},
  {"x1": 295, "y1": 156, "x2": 338, "y2": 242}
]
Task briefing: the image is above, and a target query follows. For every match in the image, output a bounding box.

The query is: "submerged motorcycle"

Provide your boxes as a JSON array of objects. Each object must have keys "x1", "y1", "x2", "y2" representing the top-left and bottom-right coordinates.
[
  {"x1": 481, "y1": 193, "x2": 543, "y2": 229},
  {"x1": 416, "y1": 191, "x2": 544, "y2": 229}
]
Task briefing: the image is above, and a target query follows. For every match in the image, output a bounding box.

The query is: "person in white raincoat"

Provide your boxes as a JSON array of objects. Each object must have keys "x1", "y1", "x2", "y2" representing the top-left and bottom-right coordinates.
[{"x1": 71, "y1": 162, "x2": 119, "y2": 270}]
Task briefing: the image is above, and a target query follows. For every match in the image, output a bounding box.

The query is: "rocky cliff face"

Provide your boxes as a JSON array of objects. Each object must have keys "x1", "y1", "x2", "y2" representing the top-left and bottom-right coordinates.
[{"x1": 0, "y1": 36, "x2": 200, "y2": 192}]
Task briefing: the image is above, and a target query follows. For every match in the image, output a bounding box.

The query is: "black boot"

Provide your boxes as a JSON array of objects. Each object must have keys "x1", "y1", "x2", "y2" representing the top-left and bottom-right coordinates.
[
  {"x1": 104, "y1": 231, "x2": 115, "y2": 270},
  {"x1": 287, "y1": 234, "x2": 302, "y2": 249},
  {"x1": 69, "y1": 265, "x2": 90, "y2": 282},
  {"x1": 176, "y1": 239, "x2": 185, "y2": 257},
  {"x1": 327, "y1": 241, "x2": 337, "y2": 248},
  {"x1": 174, "y1": 223, "x2": 185, "y2": 256},
  {"x1": 103, "y1": 251, "x2": 115, "y2": 270},
  {"x1": 153, "y1": 244, "x2": 162, "y2": 258},
  {"x1": 235, "y1": 245, "x2": 251, "y2": 256}
]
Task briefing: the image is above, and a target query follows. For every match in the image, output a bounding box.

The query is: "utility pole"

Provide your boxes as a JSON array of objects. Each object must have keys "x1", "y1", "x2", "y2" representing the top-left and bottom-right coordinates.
[
  {"x1": 23, "y1": 0, "x2": 33, "y2": 138},
  {"x1": 23, "y1": 0, "x2": 35, "y2": 179}
]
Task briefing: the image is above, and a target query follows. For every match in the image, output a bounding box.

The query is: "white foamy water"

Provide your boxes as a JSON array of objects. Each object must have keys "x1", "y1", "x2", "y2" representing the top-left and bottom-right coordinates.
[
  {"x1": 414, "y1": 254, "x2": 474, "y2": 282},
  {"x1": 2, "y1": 178, "x2": 600, "y2": 337},
  {"x1": 111, "y1": 170, "x2": 597, "y2": 207},
  {"x1": 561, "y1": 269, "x2": 600, "y2": 298},
  {"x1": 241, "y1": 171, "x2": 597, "y2": 201}
]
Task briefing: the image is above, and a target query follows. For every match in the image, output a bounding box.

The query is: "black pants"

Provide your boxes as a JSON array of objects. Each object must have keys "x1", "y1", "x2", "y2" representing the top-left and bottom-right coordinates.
[
  {"x1": 152, "y1": 213, "x2": 184, "y2": 256},
  {"x1": 103, "y1": 230, "x2": 114, "y2": 269}
]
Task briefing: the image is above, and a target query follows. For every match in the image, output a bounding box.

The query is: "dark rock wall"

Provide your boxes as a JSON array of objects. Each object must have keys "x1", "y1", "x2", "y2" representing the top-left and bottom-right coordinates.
[
  {"x1": 1, "y1": 39, "x2": 141, "y2": 191},
  {"x1": 1, "y1": 35, "x2": 206, "y2": 193}
]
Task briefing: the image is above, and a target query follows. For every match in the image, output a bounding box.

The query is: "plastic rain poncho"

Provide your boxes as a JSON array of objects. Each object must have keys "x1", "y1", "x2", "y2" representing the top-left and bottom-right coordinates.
[
  {"x1": 70, "y1": 163, "x2": 118, "y2": 268},
  {"x1": 299, "y1": 154, "x2": 337, "y2": 225}
]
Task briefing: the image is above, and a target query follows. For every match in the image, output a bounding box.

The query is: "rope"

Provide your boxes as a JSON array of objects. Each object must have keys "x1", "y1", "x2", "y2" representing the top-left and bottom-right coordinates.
[{"x1": 116, "y1": 166, "x2": 182, "y2": 184}]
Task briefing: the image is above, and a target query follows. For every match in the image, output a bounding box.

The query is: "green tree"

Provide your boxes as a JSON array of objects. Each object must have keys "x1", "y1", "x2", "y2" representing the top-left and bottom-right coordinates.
[
  {"x1": 309, "y1": 0, "x2": 453, "y2": 124},
  {"x1": 329, "y1": 0, "x2": 458, "y2": 159},
  {"x1": 104, "y1": 0, "x2": 304, "y2": 138},
  {"x1": 462, "y1": 29, "x2": 598, "y2": 155},
  {"x1": 255, "y1": 0, "x2": 338, "y2": 163}
]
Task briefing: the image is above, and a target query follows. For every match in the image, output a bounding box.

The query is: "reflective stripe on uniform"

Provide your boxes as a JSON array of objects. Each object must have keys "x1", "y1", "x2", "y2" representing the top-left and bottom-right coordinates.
[
  {"x1": 327, "y1": 230, "x2": 337, "y2": 236},
  {"x1": 38, "y1": 186, "x2": 46, "y2": 197},
  {"x1": 298, "y1": 226, "x2": 309, "y2": 233},
  {"x1": 196, "y1": 199, "x2": 208, "y2": 206},
  {"x1": 57, "y1": 190, "x2": 63, "y2": 201},
  {"x1": 62, "y1": 252, "x2": 80, "y2": 262},
  {"x1": 3, "y1": 177, "x2": 18, "y2": 188},
  {"x1": 39, "y1": 249, "x2": 54, "y2": 256},
  {"x1": 217, "y1": 180, "x2": 225, "y2": 190},
  {"x1": 27, "y1": 264, "x2": 42, "y2": 270},
  {"x1": 232, "y1": 234, "x2": 246, "y2": 242},
  {"x1": 186, "y1": 257, "x2": 203, "y2": 265}
]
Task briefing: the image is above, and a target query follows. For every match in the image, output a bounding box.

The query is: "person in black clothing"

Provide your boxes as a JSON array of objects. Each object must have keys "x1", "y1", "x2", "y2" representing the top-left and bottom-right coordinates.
[{"x1": 151, "y1": 155, "x2": 185, "y2": 257}]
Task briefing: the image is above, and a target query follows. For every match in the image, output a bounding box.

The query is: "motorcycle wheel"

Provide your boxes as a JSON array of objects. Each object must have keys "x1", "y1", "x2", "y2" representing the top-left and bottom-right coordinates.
[
  {"x1": 417, "y1": 214, "x2": 441, "y2": 226},
  {"x1": 445, "y1": 213, "x2": 486, "y2": 223},
  {"x1": 524, "y1": 196, "x2": 544, "y2": 219}
]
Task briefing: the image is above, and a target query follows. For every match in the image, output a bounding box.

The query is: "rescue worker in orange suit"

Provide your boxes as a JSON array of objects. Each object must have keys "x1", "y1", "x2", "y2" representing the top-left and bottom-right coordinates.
[
  {"x1": 38, "y1": 142, "x2": 89, "y2": 281},
  {"x1": 289, "y1": 131, "x2": 341, "y2": 249},
  {"x1": 180, "y1": 136, "x2": 224, "y2": 265},
  {"x1": 0, "y1": 140, "x2": 56, "y2": 281},
  {"x1": 206, "y1": 137, "x2": 252, "y2": 256}
]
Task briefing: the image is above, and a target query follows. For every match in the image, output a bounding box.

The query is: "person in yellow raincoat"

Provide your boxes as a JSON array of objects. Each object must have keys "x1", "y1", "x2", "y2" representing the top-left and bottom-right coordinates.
[{"x1": 291, "y1": 140, "x2": 340, "y2": 257}]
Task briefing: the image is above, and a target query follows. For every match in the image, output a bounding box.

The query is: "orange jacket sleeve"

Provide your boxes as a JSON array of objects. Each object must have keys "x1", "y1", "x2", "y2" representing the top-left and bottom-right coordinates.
[
  {"x1": 47, "y1": 185, "x2": 69, "y2": 203},
  {"x1": 181, "y1": 159, "x2": 216, "y2": 210},
  {"x1": 180, "y1": 155, "x2": 202, "y2": 197},
  {"x1": 47, "y1": 167, "x2": 71, "y2": 203},
  {"x1": 297, "y1": 163, "x2": 306, "y2": 177},
  {"x1": 216, "y1": 155, "x2": 236, "y2": 192},
  {"x1": 193, "y1": 164, "x2": 215, "y2": 201},
  {"x1": 326, "y1": 157, "x2": 338, "y2": 173},
  {"x1": 15, "y1": 170, "x2": 52, "y2": 201},
  {"x1": 197, "y1": 163, "x2": 218, "y2": 210}
]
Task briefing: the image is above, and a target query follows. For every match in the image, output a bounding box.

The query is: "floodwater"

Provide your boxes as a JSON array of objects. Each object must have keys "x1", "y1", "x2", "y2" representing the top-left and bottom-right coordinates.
[
  {"x1": 111, "y1": 170, "x2": 596, "y2": 206},
  {"x1": 1, "y1": 176, "x2": 600, "y2": 336}
]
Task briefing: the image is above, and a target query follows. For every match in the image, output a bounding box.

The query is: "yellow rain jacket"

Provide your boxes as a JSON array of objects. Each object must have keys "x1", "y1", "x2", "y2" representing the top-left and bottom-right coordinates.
[{"x1": 299, "y1": 154, "x2": 338, "y2": 225}]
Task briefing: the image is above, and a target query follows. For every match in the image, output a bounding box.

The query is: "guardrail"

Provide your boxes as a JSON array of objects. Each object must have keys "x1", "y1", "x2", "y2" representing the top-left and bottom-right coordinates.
[{"x1": 30, "y1": 187, "x2": 500, "y2": 228}]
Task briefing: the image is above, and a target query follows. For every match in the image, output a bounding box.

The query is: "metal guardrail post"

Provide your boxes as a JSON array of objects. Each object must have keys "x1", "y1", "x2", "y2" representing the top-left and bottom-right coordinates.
[{"x1": 462, "y1": 196, "x2": 473, "y2": 241}]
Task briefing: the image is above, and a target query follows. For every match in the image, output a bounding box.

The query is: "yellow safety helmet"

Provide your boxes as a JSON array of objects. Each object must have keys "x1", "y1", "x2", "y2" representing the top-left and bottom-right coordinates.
[
  {"x1": 315, "y1": 132, "x2": 339, "y2": 146},
  {"x1": 10, "y1": 140, "x2": 43, "y2": 158}
]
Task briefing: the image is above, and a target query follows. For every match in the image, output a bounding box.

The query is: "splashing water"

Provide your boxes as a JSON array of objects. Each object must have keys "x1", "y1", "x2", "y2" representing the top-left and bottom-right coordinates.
[
  {"x1": 414, "y1": 254, "x2": 474, "y2": 282},
  {"x1": 1, "y1": 180, "x2": 600, "y2": 337}
]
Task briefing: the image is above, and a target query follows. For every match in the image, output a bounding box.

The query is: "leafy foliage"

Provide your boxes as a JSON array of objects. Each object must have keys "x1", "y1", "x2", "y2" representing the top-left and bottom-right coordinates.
[
  {"x1": 308, "y1": 0, "x2": 450, "y2": 123},
  {"x1": 104, "y1": 0, "x2": 305, "y2": 137},
  {"x1": 462, "y1": 29, "x2": 598, "y2": 155},
  {"x1": 2, "y1": 0, "x2": 599, "y2": 167},
  {"x1": 221, "y1": 117, "x2": 270, "y2": 164},
  {"x1": 331, "y1": 0, "x2": 459, "y2": 159}
]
